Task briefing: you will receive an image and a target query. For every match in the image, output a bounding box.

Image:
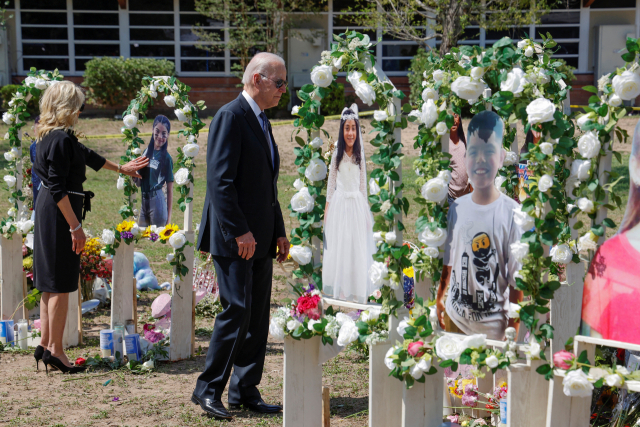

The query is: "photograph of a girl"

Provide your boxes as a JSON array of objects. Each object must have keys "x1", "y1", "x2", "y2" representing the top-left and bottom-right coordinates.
[
  {"x1": 581, "y1": 120, "x2": 640, "y2": 345},
  {"x1": 322, "y1": 105, "x2": 376, "y2": 303},
  {"x1": 136, "y1": 115, "x2": 174, "y2": 227}
]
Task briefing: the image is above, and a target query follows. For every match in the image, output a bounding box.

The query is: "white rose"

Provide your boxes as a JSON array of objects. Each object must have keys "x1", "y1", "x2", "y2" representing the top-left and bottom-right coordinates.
[
  {"x1": 337, "y1": 320, "x2": 360, "y2": 347},
  {"x1": 269, "y1": 318, "x2": 285, "y2": 340},
  {"x1": 435, "y1": 334, "x2": 464, "y2": 360},
  {"x1": 169, "y1": 232, "x2": 187, "y2": 249},
  {"x1": 507, "y1": 303, "x2": 521, "y2": 319},
  {"x1": 462, "y1": 334, "x2": 486, "y2": 350},
  {"x1": 369, "y1": 178, "x2": 380, "y2": 195},
  {"x1": 183, "y1": 143, "x2": 200, "y2": 158},
  {"x1": 410, "y1": 358, "x2": 432, "y2": 379},
  {"x1": 291, "y1": 105, "x2": 300, "y2": 115},
  {"x1": 384, "y1": 346, "x2": 397, "y2": 370},
  {"x1": 132, "y1": 147, "x2": 141, "y2": 155},
  {"x1": 35, "y1": 79, "x2": 47, "y2": 90},
  {"x1": 396, "y1": 317, "x2": 410, "y2": 337},
  {"x1": 419, "y1": 99, "x2": 438, "y2": 128},
  {"x1": 587, "y1": 367, "x2": 608, "y2": 382},
  {"x1": 436, "y1": 122, "x2": 448, "y2": 136},
  {"x1": 311, "y1": 65, "x2": 334, "y2": 88},
  {"x1": 513, "y1": 205, "x2": 535, "y2": 231},
  {"x1": 437, "y1": 170, "x2": 452, "y2": 184},
  {"x1": 373, "y1": 231, "x2": 383, "y2": 244},
  {"x1": 517, "y1": 40, "x2": 528, "y2": 49},
  {"x1": 550, "y1": 244, "x2": 573, "y2": 264},
  {"x1": 526, "y1": 98, "x2": 556, "y2": 124},
  {"x1": 2, "y1": 112, "x2": 14, "y2": 125},
  {"x1": 293, "y1": 178, "x2": 305, "y2": 191},
  {"x1": 373, "y1": 110, "x2": 388, "y2": 122},
  {"x1": 19, "y1": 220, "x2": 33, "y2": 234},
  {"x1": 116, "y1": 176, "x2": 125, "y2": 190},
  {"x1": 616, "y1": 366, "x2": 630, "y2": 376},
  {"x1": 612, "y1": 70, "x2": 640, "y2": 100},
  {"x1": 578, "y1": 232, "x2": 598, "y2": 252},
  {"x1": 309, "y1": 137, "x2": 323, "y2": 149},
  {"x1": 563, "y1": 370, "x2": 594, "y2": 398},
  {"x1": 4, "y1": 152, "x2": 14, "y2": 162},
  {"x1": 173, "y1": 168, "x2": 189, "y2": 186},
  {"x1": 175, "y1": 108, "x2": 188, "y2": 123},
  {"x1": 364, "y1": 307, "x2": 381, "y2": 323},
  {"x1": 524, "y1": 46, "x2": 534, "y2": 57},
  {"x1": 149, "y1": 88, "x2": 157, "y2": 99},
  {"x1": 359, "y1": 34, "x2": 371, "y2": 46},
  {"x1": 577, "y1": 197, "x2": 594, "y2": 214},
  {"x1": 305, "y1": 158, "x2": 327, "y2": 182},
  {"x1": 123, "y1": 114, "x2": 138, "y2": 129},
  {"x1": 347, "y1": 71, "x2": 363, "y2": 88},
  {"x1": 164, "y1": 95, "x2": 176, "y2": 108},
  {"x1": 385, "y1": 231, "x2": 397, "y2": 245},
  {"x1": 333, "y1": 55, "x2": 345, "y2": 70},
  {"x1": 500, "y1": 68, "x2": 526, "y2": 95},
  {"x1": 538, "y1": 174, "x2": 554, "y2": 192},
  {"x1": 432, "y1": 70, "x2": 445, "y2": 81},
  {"x1": 609, "y1": 94, "x2": 622, "y2": 107},
  {"x1": 287, "y1": 319, "x2": 302, "y2": 332},
  {"x1": 422, "y1": 87, "x2": 439, "y2": 102},
  {"x1": 495, "y1": 175, "x2": 507, "y2": 193},
  {"x1": 470, "y1": 67, "x2": 484, "y2": 80},
  {"x1": 421, "y1": 177, "x2": 447, "y2": 203},
  {"x1": 418, "y1": 227, "x2": 447, "y2": 248},
  {"x1": 510, "y1": 241, "x2": 530, "y2": 263},
  {"x1": 540, "y1": 142, "x2": 554, "y2": 156},
  {"x1": 291, "y1": 187, "x2": 315, "y2": 213},
  {"x1": 6, "y1": 208, "x2": 15, "y2": 217},
  {"x1": 166, "y1": 253, "x2": 174, "y2": 262},
  {"x1": 187, "y1": 135, "x2": 196, "y2": 143},
  {"x1": 524, "y1": 341, "x2": 541, "y2": 359},
  {"x1": 102, "y1": 229, "x2": 115, "y2": 245},
  {"x1": 355, "y1": 82, "x2": 376, "y2": 106},
  {"x1": 141, "y1": 360, "x2": 155, "y2": 371},
  {"x1": 130, "y1": 223, "x2": 141, "y2": 237},
  {"x1": 380, "y1": 200, "x2": 392, "y2": 214},
  {"x1": 503, "y1": 151, "x2": 518, "y2": 166},
  {"x1": 369, "y1": 261, "x2": 389, "y2": 287},
  {"x1": 605, "y1": 374, "x2": 623, "y2": 388},
  {"x1": 424, "y1": 246, "x2": 439, "y2": 258},
  {"x1": 576, "y1": 114, "x2": 594, "y2": 130},
  {"x1": 289, "y1": 245, "x2": 312, "y2": 265},
  {"x1": 571, "y1": 159, "x2": 592, "y2": 182},
  {"x1": 578, "y1": 132, "x2": 601, "y2": 159},
  {"x1": 451, "y1": 76, "x2": 486, "y2": 102},
  {"x1": 486, "y1": 355, "x2": 499, "y2": 369}
]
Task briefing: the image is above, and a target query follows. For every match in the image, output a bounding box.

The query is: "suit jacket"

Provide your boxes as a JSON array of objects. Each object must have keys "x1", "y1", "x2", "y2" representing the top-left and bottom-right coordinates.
[{"x1": 197, "y1": 93, "x2": 286, "y2": 259}]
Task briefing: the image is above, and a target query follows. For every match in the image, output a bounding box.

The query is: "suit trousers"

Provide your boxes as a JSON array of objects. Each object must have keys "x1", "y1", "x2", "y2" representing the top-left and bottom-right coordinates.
[{"x1": 193, "y1": 253, "x2": 273, "y2": 404}]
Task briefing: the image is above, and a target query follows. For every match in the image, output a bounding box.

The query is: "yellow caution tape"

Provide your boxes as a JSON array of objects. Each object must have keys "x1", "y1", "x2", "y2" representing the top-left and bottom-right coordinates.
[{"x1": 570, "y1": 104, "x2": 640, "y2": 111}]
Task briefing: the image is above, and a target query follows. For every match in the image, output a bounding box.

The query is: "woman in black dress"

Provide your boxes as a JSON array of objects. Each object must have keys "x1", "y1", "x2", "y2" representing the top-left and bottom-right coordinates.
[{"x1": 32, "y1": 81, "x2": 148, "y2": 373}]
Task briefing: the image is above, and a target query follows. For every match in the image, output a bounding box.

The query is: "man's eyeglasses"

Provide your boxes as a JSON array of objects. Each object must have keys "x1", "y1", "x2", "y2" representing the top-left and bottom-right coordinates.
[
  {"x1": 79, "y1": 103, "x2": 85, "y2": 112},
  {"x1": 259, "y1": 73, "x2": 288, "y2": 89}
]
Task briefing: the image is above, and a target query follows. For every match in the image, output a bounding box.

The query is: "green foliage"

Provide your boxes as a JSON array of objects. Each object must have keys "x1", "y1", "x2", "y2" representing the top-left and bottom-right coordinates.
[
  {"x1": 0, "y1": 85, "x2": 40, "y2": 116},
  {"x1": 320, "y1": 83, "x2": 347, "y2": 116},
  {"x1": 264, "y1": 88, "x2": 291, "y2": 119},
  {"x1": 408, "y1": 49, "x2": 430, "y2": 106},
  {"x1": 82, "y1": 57, "x2": 175, "y2": 108},
  {"x1": 195, "y1": 294, "x2": 223, "y2": 318}
]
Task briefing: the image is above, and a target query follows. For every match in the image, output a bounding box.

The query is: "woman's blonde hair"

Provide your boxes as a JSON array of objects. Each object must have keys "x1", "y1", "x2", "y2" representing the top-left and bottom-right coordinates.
[{"x1": 37, "y1": 81, "x2": 84, "y2": 140}]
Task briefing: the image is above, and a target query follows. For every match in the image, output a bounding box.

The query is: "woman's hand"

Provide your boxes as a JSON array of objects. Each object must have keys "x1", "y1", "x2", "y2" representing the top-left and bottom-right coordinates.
[
  {"x1": 450, "y1": 113, "x2": 461, "y2": 144},
  {"x1": 120, "y1": 156, "x2": 150, "y2": 179},
  {"x1": 71, "y1": 227, "x2": 86, "y2": 254}
]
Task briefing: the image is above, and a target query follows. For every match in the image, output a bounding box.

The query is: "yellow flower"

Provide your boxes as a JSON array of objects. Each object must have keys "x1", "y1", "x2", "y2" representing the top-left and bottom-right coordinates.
[
  {"x1": 116, "y1": 220, "x2": 135, "y2": 233},
  {"x1": 403, "y1": 266, "x2": 414, "y2": 278},
  {"x1": 141, "y1": 227, "x2": 151, "y2": 238},
  {"x1": 160, "y1": 224, "x2": 179, "y2": 241}
]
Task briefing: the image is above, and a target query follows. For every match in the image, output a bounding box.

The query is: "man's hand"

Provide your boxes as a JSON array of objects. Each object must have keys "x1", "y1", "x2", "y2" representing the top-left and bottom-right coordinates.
[
  {"x1": 236, "y1": 231, "x2": 256, "y2": 260},
  {"x1": 276, "y1": 237, "x2": 290, "y2": 263}
]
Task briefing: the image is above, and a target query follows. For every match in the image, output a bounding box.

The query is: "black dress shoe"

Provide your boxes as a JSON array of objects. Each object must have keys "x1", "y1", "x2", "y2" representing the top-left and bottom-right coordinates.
[
  {"x1": 191, "y1": 394, "x2": 232, "y2": 421},
  {"x1": 230, "y1": 397, "x2": 282, "y2": 414}
]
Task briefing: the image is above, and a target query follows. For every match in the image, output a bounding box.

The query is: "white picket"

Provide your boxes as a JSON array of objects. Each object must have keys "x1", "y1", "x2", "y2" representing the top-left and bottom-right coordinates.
[
  {"x1": 110, "y1": 242, "x2": 134, "y2": 329},
  {"x1": 402, "y1": 371, "x2": 445, "y2": 427},
  {"x1": 283, "y1": 336, "x2": 323, "y2": 427},
  {"x1": 0, "y1": 235, "x2": 23, "y2": 322},
  {"x1": 62, "y1": 289, "x2": 79, "y2": 348},
  {"x1": 169, "y1": 231, "x2": 195, "y2": 361}
]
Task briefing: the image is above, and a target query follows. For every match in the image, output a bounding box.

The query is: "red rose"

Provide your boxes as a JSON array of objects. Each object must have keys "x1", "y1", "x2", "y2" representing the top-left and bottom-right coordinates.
[
  {"x1": 407, "y1": 341, "x2": 425, "y2": 357},
  {"x1": 75, "y1": 357, "x2": 86, "y2": 366},
  {"x1": 296, "y1": 294, "x2": 320, "y2": 314}
]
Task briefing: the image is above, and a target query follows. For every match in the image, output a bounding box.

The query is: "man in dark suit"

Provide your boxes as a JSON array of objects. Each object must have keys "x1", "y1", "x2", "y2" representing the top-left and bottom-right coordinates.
[{"x1": 191, "y1": 52, "x2": 290, "y2": 421}]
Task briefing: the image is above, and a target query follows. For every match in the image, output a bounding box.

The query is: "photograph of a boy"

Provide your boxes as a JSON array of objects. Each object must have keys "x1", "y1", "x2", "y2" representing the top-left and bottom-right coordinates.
[{"x1": 436, "y1": 110, "x2": 523, "y2": 340}]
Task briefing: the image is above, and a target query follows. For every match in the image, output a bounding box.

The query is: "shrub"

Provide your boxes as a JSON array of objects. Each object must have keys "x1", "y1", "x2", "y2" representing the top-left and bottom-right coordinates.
[
  {"x1": 265, "y1": 88, "x2": 291, "y2": 119},
  {"x1": 82, "y1": 57, "x2": 175, "y2": 108},
  {"x1": 321, "y1": 83, "x2": 346, "y2": 116},
  {"x1": 0, "y1": 84, "x2": 40, "y2": 116}
]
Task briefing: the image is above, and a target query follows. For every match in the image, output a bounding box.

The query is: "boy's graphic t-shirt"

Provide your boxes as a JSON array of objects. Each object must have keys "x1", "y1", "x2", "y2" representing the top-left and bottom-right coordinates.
[{"x1": 443, "y1": 193, "x2": 522, "y2": 339}]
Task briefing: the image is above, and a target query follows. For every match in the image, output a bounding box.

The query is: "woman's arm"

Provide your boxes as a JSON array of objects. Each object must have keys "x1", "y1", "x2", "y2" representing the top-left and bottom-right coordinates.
[
  {"x1": 166, "y1": 181, "x2": 173, "y2": 224},
  {"x1": 56, "y1": 195, "x2": 86, "y2": 254},
  {"x1": 102, "y1": 156, "x2": 149, "y2": 178}
]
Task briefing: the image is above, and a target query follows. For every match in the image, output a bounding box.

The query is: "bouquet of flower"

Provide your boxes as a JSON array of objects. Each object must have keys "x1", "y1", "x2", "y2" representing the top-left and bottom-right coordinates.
[
  {"x1": 101, "y1": 222, "x2": 179, "y2": 255},
  {"x1": 80, "y1": 237, "x2": 112, "y2": 302}
]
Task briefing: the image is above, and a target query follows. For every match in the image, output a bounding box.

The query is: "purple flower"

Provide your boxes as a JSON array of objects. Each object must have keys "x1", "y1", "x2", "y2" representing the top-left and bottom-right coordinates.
[
  {"x1": 112, "y1": 397, "x2": 119, "y2": 402},
  {"x1": 306, "y1": 283, "x2": 315, "y2": 292},
  {"x1": 121, "y1": 231, "x2": 134, "y2": 240},
  {"x1": 143, "y1": 328, "x2": 165, "y2": 343},
  {"x1": 149, "y1": 233, "x2": 159, "y2": 242}
]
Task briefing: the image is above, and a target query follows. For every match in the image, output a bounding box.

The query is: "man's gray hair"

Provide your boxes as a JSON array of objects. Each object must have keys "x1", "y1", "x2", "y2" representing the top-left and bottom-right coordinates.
[{"x1": 242, "y1": 52, "x2": 286, "y2": 86}]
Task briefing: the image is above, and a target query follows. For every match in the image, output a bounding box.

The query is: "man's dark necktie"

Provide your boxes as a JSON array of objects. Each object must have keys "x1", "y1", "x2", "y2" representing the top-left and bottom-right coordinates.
[{"x1": 259, "y1": 111, "x2": 274, "y2": 168}]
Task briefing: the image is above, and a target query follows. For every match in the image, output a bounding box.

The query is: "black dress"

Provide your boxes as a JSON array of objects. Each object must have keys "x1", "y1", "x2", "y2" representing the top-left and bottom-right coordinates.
[{"x1": 33, "y1": 129, "x2": 106, "y2": 293}]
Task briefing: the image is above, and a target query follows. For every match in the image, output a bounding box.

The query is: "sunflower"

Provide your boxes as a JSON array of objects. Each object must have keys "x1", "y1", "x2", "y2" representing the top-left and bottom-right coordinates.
[
  {"x1": 116, "y1": 220, "x2": 135, "y2": 233},
  {"x1": 141, "y1": 227, "x2": 151, "y2": 238},
  {"x1": 159, "y1": 224, "x2": 179, "y2": 241}
]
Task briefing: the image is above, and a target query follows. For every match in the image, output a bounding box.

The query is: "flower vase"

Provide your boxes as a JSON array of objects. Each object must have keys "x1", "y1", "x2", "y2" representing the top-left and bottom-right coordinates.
[{"x1": 80, "y1": 278, "x2": 93, "y2": 303}]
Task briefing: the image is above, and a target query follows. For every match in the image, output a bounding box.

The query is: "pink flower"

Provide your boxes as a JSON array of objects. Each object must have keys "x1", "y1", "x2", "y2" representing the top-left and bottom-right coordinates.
[
  {"x1": 553, "y1": 350, "x2": 575, "y2": 370},
  {"x1": 407, "y1": 341, "x2": 425, "y2": 357},
  {"x1": 447, "y1": 414, "x2": 459, "y2": 423},
  {"x1": 461, "y1": 393, "x2": 478, "y2": 407}
]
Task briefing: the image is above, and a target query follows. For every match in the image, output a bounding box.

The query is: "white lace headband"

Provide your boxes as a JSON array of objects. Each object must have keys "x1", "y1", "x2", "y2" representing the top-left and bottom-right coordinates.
[{"x1": 341, "y1": 103, "x2": 359, "y2": 121}]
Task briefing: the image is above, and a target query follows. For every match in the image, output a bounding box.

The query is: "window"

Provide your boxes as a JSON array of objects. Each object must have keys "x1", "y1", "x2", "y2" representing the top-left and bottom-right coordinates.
[
  {"x1": 73, "y1": 2, "x2": 120, "y2": 72},
  {"x1": 19, "y1": 1, "x2": 69, "y2": 71},
  {"x1": 129, "y1": 2, "x2": 175, "y2": 63},
  {"x1": 179, "y1": 1, "x2": 226, "y2": 75}
]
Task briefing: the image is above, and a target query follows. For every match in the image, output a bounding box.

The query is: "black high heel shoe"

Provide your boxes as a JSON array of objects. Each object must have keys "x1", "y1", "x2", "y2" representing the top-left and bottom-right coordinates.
[
  {"x1": 34, "y1": 345, "x2": 45, "y2": 371},
  {"x1": 42, "y1": 350, "x2": 86, "y2": 375}
]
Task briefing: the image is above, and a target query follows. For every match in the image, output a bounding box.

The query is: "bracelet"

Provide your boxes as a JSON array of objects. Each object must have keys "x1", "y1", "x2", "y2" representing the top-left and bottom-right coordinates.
[
  {"x1": 70, "y1": 223, "x2": 82, "y2": 233},
  {"x1": 118, "y1": 164, "x2": 122, "y2": 173}
]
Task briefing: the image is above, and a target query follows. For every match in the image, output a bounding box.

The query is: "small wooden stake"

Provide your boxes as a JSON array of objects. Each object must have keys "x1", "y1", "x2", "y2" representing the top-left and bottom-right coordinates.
[
  {"x1": 322, "y1": 386, "x2": 330, "y2": 427},
  {"x1": 22, "y1": 271, "x2": 28, "y2": 320},
  {"x1": 132, "y1": 278, "x2": 138, "y2": 334},
  {"x1": 191, "y1": 290, "x2": 196, "y2": 356},
  {"x1": 77, "y1": 278, "x2": 83, "y2": 346}
]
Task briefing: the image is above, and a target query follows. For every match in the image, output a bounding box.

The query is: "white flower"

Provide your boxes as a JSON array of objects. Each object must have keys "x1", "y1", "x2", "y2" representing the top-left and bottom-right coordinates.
[
  {"x1": 166, "y1": 253, "x2": 174, "y2": 262},
  {"x1": 311, "y1": 64, "x2": 334, "y2": 88},
  {"x1": 517, "y1": 40, "x2": 528, "y2": 49},
  {"x1": 571, "y1": 159, "x2": 592, "y2": 182},
  {"x1": 526, "y1": 98, "x2": 556, "y2": 124},
  {"x1": 577, "y1": 114, "x2": 595, "y2": 131},
  {"x1": 141, "y1": 360, "x2": 155, "y2": 371},
  {"x1": 361, "y1": 307, "x2": 381, "y2": 323},
  {"x1": 540, "y1": 142, "x2": 554, "y2": 156},
  {"x1": 287, "y1": 319, "x2": 302, "y2": 332},
  {"x1": 18, "y1": 220, "x2": 34, "y2": 234},
  {"x1": 462, "y1": 334, "x2": 486, "y2": 350},
  {"x1": 116, "y1": 176, "x2": 125, "y2": 190},
  {"x1": 470, "y1": 67, "x2": 484, "y2": 80},
  {"x1": 174, "y1": 168, "x2": 190, "y2": 186},
  {"x1": 290, "y1": 245, "x2": 312, "y2": 265},
  {"x1": 486, "y1": 355, "x2": 499, "y2": 369},
  {"x1": 385, "y1": 347, "x2": 397, "y2": 370},
  {"x1": 3, "y1": 152, "x2": 14, "y2": 162},
  {"x1": 291, "y1": 105, "x2": 300, "y2": 115},
  {"x1": 3, "y1": 132, "x2": 9, "y2": 140},
  {"x1": 503, "y1": 151, "x2": 518, "y2": 166},
  {"x1": 347, "y1": 71, "x2": 363, "y2": 88},
  {"x1": 175, "y1": 108, "x2": 188, "y2": 123},
  {"x1": 451, "y1": 76, "x2": 487, "y2": 102},
  {"x1": 410, "y1": 358, "x2": 432, "y2": 379},
  {"x1": 434, "y1": 171, "x2": 451, "y2": 185},
  {"x1": 373, "y1": 231, "x2": 383, "y2": 244},
  {"x1": 416, "y1": 99, "x2": 438, "y2": 128},
  {"x1": 149, "y1": 88, "x2": 157, "y2": 99},
  {"x1": 369, "y1": 178, "x2": 380, "y2": 195},
  {"x1": 169, "y1": 232, "x2": 187, "y2": 249},
  {"x1": 305, "y1": 158, "x2": 327, "y2": 182},
  {"x1": 510, "y1": 241, "x2": 529, "y2": 263},
  {"x1": 538, "y1": 174, "x2": 554, "y2": 192},
  {"x1": 421, "y1": 177, "x2": 447, "y2": 203},
  {"x1": 616, "y1": 366, "x2": 630, "y2": 376},
  {"x1": 524, "y1": 46, "x2": 534, "y2": 57},
  {"x1": 612, "y1": 70, "x2": 640, "y2": 100},
  {"x1": 132, "y1": 147, "x2": 141, "y2": 155},
  {"x1": 291, "y1": 187, "x2": 315, "y2": 213},
  {"x1": 500, "y1": 68, "x2": 526, "y2": 95},
  {"x1": 578, "y1": 232, "x2": 598, "y2": 252},
  {"x1": 609, "y1": 94, "x2": 622, "y2": 107},
  {"x1": 424, "y1": 246, "x2": 439, "y2": 258},
  {"x1": 130, "y1": 223, "x2": 141, "y2": 237},
  {"x1": 337, "y1": 320, "x2": 360, "y2": 346},
  {"x1": 587, "y1": 367, "x2": 608, "y2": 382},
  {"x1": 563, "y1": 370, "x2": 594, "y2": 397},
  {"x1": 102, "y1": 229, "x2": 115, "y2": 245},
  {"x1": 309, "y1": 137, "x2": 323, "y2": 149},
  {"x1": 372, "y1": 289, "x2": 382, "y2": 299},
  {"x1": 385, "y1": 231, "x2": 397, "y2": 245},
  {"x1": 524, "y1": 341, "x2": 541, "y2": 359},
  {"x1": 173, "y1": 275, "x2": 182, "y2": 285},
  {"x1": 369, "y1": 261, "x2": 389, "y2": 287},
  {"x1": 355, "y1": 82, "x2": 376, "y2": 106},
  {"x1": 123, "y1": 114, "x2": 137, "y2": 129},
  {"x1": 183, "y1": 143, "x2": 200, "y2": 158},
  {"x1": 605, "y1": 374, "x2": 623, "y2": 388},
  {"x1": 163, "y1": 95, "x2": 176, "y2": 107},
  {"x1": 436, "y1": 122, "x2": 448, "y2": 136},
  {"x1": 432, "y1": 70, "x2": 445, "y2": 82},
  {"x1": 2, "y1": 112, "x2": 15, "y2": 124},
  {"x1": 550, "y1": 244, "x2": 573, "y2": 264},
  {"x1": 373, "y1": 110, "x2": 388, "y2": 122},
  {"x1": 435, "y1": 334, "x2": 464, "y2": 360},
  {"x1": 578, "y1": 132, "x2": 601, "y2": 159},
  {"x1": 421, "y1": 87, "x2": 439, "y2": 102},
  {"x1": 418, "y1": 227, "x2": 447, "y2": 248},
  {"x1": 293, "y1": 178, "x2": 305, "y2": 191},
  {"x1": 513, "y1": 205, "x2": 535, "y2": 231},
  {"x1": 507, "y1": 303, "x2": 521, "y2": 319},
  {"x1": 307, "y1": 319, "x2": 321, "y2": 332},
  {"x1": 269, "y1": 317, "x2": 285, "y2": 340},
  {"x1": 396, "y1": 316, "x2": 411, "y2": 337},
  {"x1": 577, "y1": 197, "x2": 595, "y2": 214},
  {"x1": 495, "y1": 176, "x2": 507, "y2": 193},
  {"x1": 333, "y1": 55, "x2": 345, "y2": 70},
  {"x1": 380, "y1": 200, "x2": 392, "y2": 214},
  {"x1": 35, "y1": 79, "x2": 47, "y2": 90}
]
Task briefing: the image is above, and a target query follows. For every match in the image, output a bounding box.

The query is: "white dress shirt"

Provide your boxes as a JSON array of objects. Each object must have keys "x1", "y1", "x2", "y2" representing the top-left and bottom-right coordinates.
[{"x1": 242, "y1": 90, "x2": 275, "y2": 167}]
